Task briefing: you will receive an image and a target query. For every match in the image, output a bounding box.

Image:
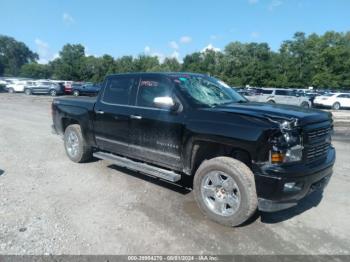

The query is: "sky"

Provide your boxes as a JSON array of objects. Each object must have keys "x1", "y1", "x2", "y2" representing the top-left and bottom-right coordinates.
[{"x1": 1, "y1": 0, "x2": 350, "y2": 63}]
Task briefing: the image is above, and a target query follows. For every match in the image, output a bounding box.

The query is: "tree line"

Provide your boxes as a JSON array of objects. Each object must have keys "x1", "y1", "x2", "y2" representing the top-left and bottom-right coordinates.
[{"x1": 1, "y1": 31, "x2": 350, "y2": 89}]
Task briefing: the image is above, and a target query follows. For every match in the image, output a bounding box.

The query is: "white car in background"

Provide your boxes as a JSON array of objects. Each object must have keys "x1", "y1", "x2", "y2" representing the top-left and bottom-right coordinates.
[
  {"x1": 6, "y1": 80, "x2": 28, "y2": 93},
  {"x1": 314, "y1": 93, "x2": 350, "y2": 110}
]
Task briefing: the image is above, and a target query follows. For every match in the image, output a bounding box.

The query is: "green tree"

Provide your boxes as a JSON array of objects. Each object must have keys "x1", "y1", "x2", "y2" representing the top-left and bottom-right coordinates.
[
  {"x1": 20, "y1": 63, "x2": 51, "y2": 79},
  {"x1": 50, "y1": 44, "x2": 85, "y2": 80},
  {"x1": 0, "y1": 35, "x2": 38, "y2": 76}
]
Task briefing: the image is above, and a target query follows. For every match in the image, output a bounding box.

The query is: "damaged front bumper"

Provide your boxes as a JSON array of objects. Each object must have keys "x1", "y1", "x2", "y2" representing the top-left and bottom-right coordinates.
[{"x1": 253, "y1": 147, "x2": 335, "y2": 212}]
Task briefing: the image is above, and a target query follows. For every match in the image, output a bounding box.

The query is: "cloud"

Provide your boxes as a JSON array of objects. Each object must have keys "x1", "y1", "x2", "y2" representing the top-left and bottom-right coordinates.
[
  {"x1": 144, "y1": 46, "x2": 151, "y2": 54},
  {"x1": 179, "y1": 36, "x2": 192, "y2": 44},
  {"x1": 250, "y1": 31, "x2": 260, "y2": 38},
  {"x1": 35, "y1": 38, "x2": 51, "y2": 64},
  {"x1": 202, "y1": 44, "x2": 221, "y2": 53},
  {"x1": 268, "y1": 0, "x2": 283, "y2": 11},
  {"x1": 210, "y1": 35, "x2": 218, "y2": 40},
  {"x1": 248, "y1": 0, "x2": 259, "y2": 4},
  {"x1": 62, "y1": 12, "x2": 74, "y2": 25},
  {"x1": 169, "y1": 41, "x2": 179, "y2": 50}
]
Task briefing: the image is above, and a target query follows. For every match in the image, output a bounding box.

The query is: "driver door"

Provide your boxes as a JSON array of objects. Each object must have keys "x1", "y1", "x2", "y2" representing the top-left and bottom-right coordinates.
[{"x1": 129, "y1": 75, "x2": 185, "y2": 171}]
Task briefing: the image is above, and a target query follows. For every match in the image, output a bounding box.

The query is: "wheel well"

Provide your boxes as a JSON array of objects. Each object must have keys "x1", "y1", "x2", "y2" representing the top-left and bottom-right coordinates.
[
  {"x1": 62, "y1": 118, "x2": 79, "y2": 132},
  {"x1": 190, "y1": 141, "x2": 252, "y2": 176}
]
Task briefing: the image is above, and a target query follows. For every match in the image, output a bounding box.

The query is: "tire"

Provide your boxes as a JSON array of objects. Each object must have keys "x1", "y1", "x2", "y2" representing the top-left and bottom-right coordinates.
[
  {"x1": 301, "y1": 101, "x2": 309, "y2": 108},
  {"x1": 64, "y1": 124, "x2": 92, "y2": 163},
  {"x1": 193, "y1": 156, "x2": 257, "y2": 227},
  {"x1": 332, "y1": 102, "x2": 341, "y2": 110},
  {"x1": 8, "y1": 88, "x2": 14, "y2": 93},
  {"x1": 73, "y1": 90, "x2": 80, "y2": 96},
  {"x1": 24, "y1": 89, "x2": 32, "y2": 95},
  {"x1": 50, "y1": 89, "x2": 57, "y2": 96}
]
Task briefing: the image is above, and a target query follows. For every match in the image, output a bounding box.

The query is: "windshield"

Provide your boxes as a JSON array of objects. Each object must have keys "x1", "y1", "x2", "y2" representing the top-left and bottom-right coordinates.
[{"x1": 171, "y1": 75, "x2": 247, "y2": 107}]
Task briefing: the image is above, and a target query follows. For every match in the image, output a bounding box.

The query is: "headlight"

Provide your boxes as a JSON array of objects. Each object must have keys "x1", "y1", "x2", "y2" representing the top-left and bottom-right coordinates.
[{"x1": 268, "y1": 118, "x2": 303, "y2": 164}]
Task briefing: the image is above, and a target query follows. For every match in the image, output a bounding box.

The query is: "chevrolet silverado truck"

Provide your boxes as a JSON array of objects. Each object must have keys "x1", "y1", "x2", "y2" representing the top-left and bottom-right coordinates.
[{"x1": 51, "y1": 73, "x2": 335, "y2": 226}]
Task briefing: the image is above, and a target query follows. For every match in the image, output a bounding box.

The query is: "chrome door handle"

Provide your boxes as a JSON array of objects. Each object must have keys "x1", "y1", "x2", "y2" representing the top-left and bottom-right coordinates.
[
  {"x1": 130, "y1": 115, "x2": 142, "y2": 120},
  {"x1": 95, "y1": 110, "x2": 104, "y2": 114}
]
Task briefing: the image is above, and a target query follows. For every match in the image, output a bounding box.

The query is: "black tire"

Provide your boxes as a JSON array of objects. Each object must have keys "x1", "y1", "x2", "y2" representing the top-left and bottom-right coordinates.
[
  {"x1": 193, "y1": 156, "x2": 257, "y2": 227},
  {"x1": 332, "y1": 102, "x2": 341, "y2": 110},
  {"x1": 50, "y1": 89, "x2": 57, "y2": 96},
  {"x1": 73, "y1": 90, "x2": 80, "y2": 96},
  {"x1": 64, "y1": 124, "x2": 92, "y2": 163},
  {"x1": 24, "y1": 89, "x2": 32, "y2": 95},
  {"x1": 8, "y1": 88, "x2": 14, "y2": 93},
  {"x1": 301, "y1": 101, "x2": 309, "y2": 108}
]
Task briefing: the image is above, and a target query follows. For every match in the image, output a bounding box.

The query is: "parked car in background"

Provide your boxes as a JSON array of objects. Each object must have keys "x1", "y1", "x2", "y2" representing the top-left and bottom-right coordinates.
[
  {"x1": 61, "y1": 81, "x2": 73, "y2": 94},
  {"x1": 314, "y1": 93, "x2": 350, "y2": 110},
  {"x1": 248, "y1": 88, "x2": 311, "y2": 108},
  {"x1": 24, "y1": 80, "x2": 64, "y2": 96},
  {"x1": 72, "y1": 83, "x2": 101, "y2": 96},
  {"x1": 6, "y1": 80, "x2": 30, "y2": 93}
]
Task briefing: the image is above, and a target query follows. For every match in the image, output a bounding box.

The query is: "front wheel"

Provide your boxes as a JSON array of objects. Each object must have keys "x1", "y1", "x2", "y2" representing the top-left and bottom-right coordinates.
[
  {"x1": 50, "y1": 89, "x2": 57, "y2": 96},
  {"x1": 193, "y1": 157, "x2": 257, "y2": 227},
  {"x1": 332, "y1": 102, "x2": 341, "y2": 110},
  {"x1": 8, "y1": 88, "x2": 15, "y2": 93},
  {"x1": 64, "y1": 124, "x2": 92, "y2": 163},
  {"x1": 24, "y1": 89, "x2": 32, "y2": 95},
  {"x1": 73, "y1": 90, "x2": 80, "y2": 96},
  {"x1": 301, "y1": 101, "x2": 309, "y2": 108}
]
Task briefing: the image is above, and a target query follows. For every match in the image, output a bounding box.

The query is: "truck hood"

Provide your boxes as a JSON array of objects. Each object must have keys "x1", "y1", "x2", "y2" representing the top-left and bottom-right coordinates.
[{"x1": 205, "y1": 102, "x2": 332, "y2": 126}]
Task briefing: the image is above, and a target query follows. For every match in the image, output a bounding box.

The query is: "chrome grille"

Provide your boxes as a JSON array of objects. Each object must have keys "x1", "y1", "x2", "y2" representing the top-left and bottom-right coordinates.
[
  {"x1": 306, "y1": 142, "x2": 330, "y2": 161},
  {"x1": 304, "y1": 123, "x2": 332, "y2": 162},
  {"x1": 307, "y1": 126, "x2": 332, "y2": 141}
]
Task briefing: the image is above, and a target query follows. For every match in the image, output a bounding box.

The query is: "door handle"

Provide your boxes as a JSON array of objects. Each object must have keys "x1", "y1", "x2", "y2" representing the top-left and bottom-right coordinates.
[
  {"x1": 95, "y1": 110, "x2": 104, "y2": 114},
  {"x1": 130, "y1": 115, "x2": 142, "y2": 120}
]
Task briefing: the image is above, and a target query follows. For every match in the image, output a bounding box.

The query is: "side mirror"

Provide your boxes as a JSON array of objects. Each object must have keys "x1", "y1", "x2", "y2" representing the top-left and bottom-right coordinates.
[{"x1": 153, "y1": 96, "x2": 180, "y2": 112}]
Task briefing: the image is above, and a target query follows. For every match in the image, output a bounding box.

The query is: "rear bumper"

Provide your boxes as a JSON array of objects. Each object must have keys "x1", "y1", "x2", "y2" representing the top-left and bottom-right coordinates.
[
  {"x1": 64, "y1": 88, "x2": 73, "y2": 94},
  {"x1": 253, "y1": 147, "x2": 335, "y2": 212}
]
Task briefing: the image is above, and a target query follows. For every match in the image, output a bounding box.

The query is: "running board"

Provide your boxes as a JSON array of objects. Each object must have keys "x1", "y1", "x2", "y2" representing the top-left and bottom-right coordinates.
[{"x1": 93, "y1": 151, "x2": 181, "y2": 182}]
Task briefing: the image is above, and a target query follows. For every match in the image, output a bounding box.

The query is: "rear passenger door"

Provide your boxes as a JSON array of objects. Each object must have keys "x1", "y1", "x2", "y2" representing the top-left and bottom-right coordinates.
[
  {"x1": 129, "y1": 75, "x2": 185, "y2": 170},
  {"x1": 337, "y1": 94, "x2": 350, "y2": 108},
  {"x1": 93, "y1": 75, "x2": 139, "y2": 155},
  {"x1": 274, "y1": 90, "x2": 289, "y2": 104}
]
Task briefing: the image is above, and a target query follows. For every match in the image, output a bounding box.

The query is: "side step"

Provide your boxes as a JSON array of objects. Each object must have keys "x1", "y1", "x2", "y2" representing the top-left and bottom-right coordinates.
[{"x1": 93, "y1": 151, "x2": 181, "y2": 182}]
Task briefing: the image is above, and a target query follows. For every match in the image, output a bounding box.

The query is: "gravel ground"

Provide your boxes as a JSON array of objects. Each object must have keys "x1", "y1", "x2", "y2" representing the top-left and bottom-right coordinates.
[{"x1": 0, "y1": 93, "x2": 350, "y2": 255}]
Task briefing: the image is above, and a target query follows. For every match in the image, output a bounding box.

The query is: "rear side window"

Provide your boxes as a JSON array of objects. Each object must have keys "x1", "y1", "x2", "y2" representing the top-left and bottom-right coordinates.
[
  {"x1": 102, "y1": 76, "x2": 136, "y2": 105},
  {"x1": 275, "y1": 90, "x2": 288, "y2": 96},
  {"x1": 262, "y1": 89, "x2": 273, "y2": 94},
  {"x1": 338, "y1": 94, "x2": 350, "y2": 98},
  {"x1": 136, "y1": 76, "x2": 172, "y2": 108}
]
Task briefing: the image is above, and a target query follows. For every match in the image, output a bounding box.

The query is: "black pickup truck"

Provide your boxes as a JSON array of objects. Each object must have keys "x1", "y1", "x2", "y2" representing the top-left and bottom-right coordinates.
[{"x1": 52, "y1": 72, "x2": 335, "y2": 226}]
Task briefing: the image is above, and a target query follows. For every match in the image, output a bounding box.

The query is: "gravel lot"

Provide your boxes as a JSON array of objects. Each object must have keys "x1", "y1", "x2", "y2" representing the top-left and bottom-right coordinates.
[{"x1": 0, "y1": 93, "x2": 350, "y2": 255}]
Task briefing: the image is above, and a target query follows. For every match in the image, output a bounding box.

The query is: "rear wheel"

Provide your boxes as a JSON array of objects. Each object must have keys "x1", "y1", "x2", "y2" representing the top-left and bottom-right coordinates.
[
  {"x1": 64, "y1": 124, "x2": 92, "y2": 163},
  {"x1": 301, "y1": 101, "x2": 309, "y2": 108},
  {"x1": 73, "y1": 90, "x2": 80, "y2": 96},
  {"x1": 8, "y1": 88, "x2": 14, "y2": 93},
  {"x1": 24, "y1": 89, "x2": 32, "y2": 95},
  {"x1": 49, "y1": 89, "x2": 57, "y2": 96},
  {"x1": 332, "y1": 102, "x2": 341, "y2": 110},
  {"x1": 193, "y1": 157, "x2": 257, "y2": 227}
]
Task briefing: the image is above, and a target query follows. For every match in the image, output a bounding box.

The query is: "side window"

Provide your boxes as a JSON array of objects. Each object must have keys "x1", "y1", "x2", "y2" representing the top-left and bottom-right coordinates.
[
  {"x1": 338, "y1": 94, "x2": 349, "y2": 98},
  {"x1": 102, "y1": 76, "x2": 136, "y2": 105},
  {"x1": 136, "y1": 76, "x2": 172, "y2": 108},
  {"x1": 262, "y1": 89, "x2": 273, "y2": 94},
  {"x1": 275, "y1": 90, "x2": 288, "y2": 96}
]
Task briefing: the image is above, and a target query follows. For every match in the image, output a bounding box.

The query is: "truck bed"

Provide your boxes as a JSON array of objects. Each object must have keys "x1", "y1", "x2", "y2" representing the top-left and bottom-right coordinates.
[{"x1": 54, "y1": 96, "x2": 97, "y2": 111}]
